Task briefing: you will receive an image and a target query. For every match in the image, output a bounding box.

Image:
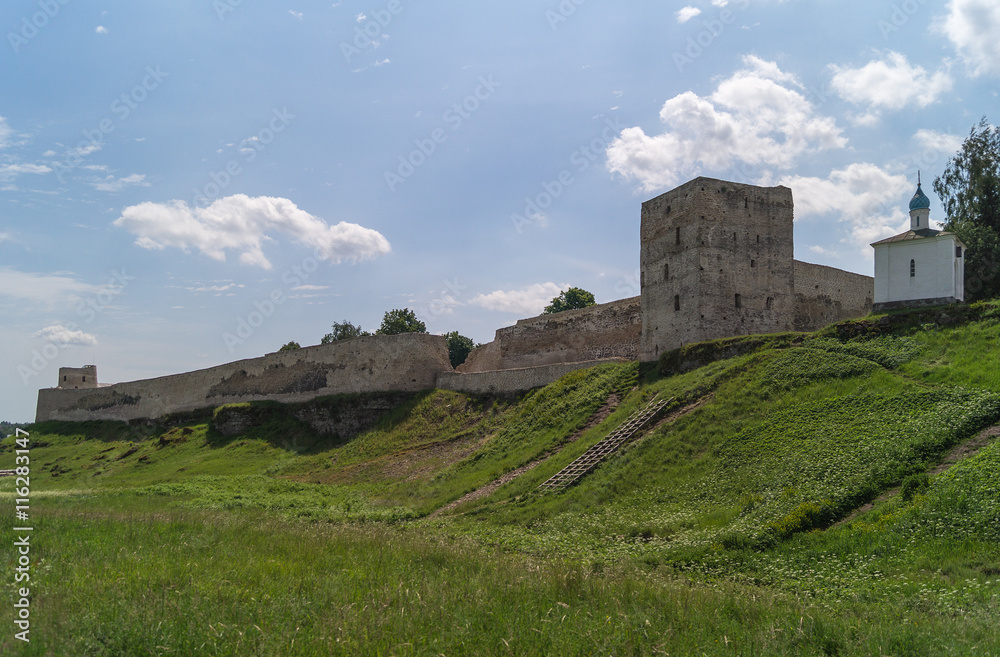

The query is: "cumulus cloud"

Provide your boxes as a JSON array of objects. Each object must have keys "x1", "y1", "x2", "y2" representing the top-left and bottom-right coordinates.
[
  {"x1": 829, "y1": 52, "x2": 953, "y2": 118},
  {"x1": 606, "y1": 56, "x2": 846, "y2": 192},
  {"x1": 676, "y1": 6, "x2": 702, "y2": 23},
  {"x1": 470, "y1": 282, "x2": 566, "y2": 315},
  {"x1": 113, "y1": 194, "x2": 391, "y2": 269},
  {"x1": 942, "y1": 0, "x2": 1000, "y2": 77},
  {"x1": 776, "y1": 163, "x2": 913, "y2": 253},
  {"x1": 92, "y1": 173, "x2": 150, "y2": 193},
  {"x1": 914, "y1": 128, "x2": 964, "y2": 155},
  {"x1": 289, "y1": 10, "x2": 303, "y2": 19},
  {"x1": 33, "y1": 325, "x2": 98, "y2": 347},
  {"x1": 95, "y1": 25, "x2": 108, "y2": 34}
]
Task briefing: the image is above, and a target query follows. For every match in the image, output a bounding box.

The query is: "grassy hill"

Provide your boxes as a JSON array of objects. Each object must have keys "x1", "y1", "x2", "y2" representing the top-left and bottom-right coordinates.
[{"x1": 3, "y1": 303, "x2": 1000, "y2": 655}]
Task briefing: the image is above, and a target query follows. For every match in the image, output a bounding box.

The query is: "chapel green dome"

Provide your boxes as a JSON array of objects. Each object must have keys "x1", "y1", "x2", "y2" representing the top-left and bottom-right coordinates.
[{"x1": 909, "y1": 183, "x2": 931, "y2": 211}]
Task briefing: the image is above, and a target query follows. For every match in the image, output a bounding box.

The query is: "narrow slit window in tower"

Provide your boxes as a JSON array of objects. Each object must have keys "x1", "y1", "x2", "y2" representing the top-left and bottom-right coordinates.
[
  {"x1": 910, "y1": 259, "x2": 916, "y2": 278},
  {"x1": 675, "y1": 227, "x2": 681, "y2": 245},
  {"x1": 766, "y1": 297, "x2": 774, "y2": 310},
  {"x1": 674, "y1": 295, "x2": 680, "y2": 311},
  {"x1": 750, "y1": 259, "x2": 756, "y2": 268},
  {"x1": 663, "y1": 263, "x2": 669, "y2": 280},
  {"x1": 735, "y1": 294, "x2": 742, "y2": 309}
]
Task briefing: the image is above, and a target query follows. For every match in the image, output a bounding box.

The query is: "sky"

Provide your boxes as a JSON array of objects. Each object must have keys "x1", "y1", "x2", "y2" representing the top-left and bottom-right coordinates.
[{"x1": 1, "y1": 0, "x2": 998, "y2": 422}]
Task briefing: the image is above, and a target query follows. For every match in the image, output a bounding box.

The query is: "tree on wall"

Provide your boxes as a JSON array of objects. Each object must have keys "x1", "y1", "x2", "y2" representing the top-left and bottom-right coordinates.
[
  {"x1": 445, "y1": 331, "x2": 478, "y2": 368},
  {"x1": 934, "y1": 117, "x2": 1000, "y2": 301},
  {"x1": 375, "y1": 308, "x2": 427, "y2": 335},
  {"x1": 279, "y1": 341, "x2": 301, "y2": 352},
  {"x1": 543, "y1": 287, "x2": 597, "y2": 314},
  {"x1": 321, "y1": 320, "x2": 370, "y2": 344}
]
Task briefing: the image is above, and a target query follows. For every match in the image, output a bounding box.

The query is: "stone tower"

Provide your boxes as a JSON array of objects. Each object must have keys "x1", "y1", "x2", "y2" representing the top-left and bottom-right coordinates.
[
  {"x1": 640, "y1": 177, "x2": 796, "y2": 361},
  {"x1": 58, "y1": 365, "x2": 98, "y2": 389}
]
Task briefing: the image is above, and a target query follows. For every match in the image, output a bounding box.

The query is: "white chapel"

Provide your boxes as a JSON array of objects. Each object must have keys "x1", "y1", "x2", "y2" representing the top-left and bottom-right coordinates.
[{"x1": 872, "y1": 177, "x2": 965, "y2": 312}]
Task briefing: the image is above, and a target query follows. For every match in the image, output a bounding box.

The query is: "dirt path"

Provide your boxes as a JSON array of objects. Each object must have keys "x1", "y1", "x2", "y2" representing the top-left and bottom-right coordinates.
[{"x1": 832, "y1": 423, "x2": 1000, "y2": 527}]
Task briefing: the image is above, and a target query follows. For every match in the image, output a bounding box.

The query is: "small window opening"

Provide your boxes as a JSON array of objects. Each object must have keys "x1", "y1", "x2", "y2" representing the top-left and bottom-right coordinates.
[
  {"x1": 640, "y1": 271, "x2": 645, "y2": 287},
  {"x1": 744, "y1": 198, "x2": 748, "y2": 209},
  {"x1": 675, "y1": 227, "x2": 681, "y2": 245},
  {"x1": 82, "y1": 376, "x2": 86, "y2": 382},
  {"x1": 733, "y1": 232, "x2": 737, "y2": 242},
  {"x1": 663, "y1": 263, "x2": 669, "y2": 280},
  {"x1": 674, "y1": 295, "x2": 680, "y2": 311},
  {"x1": 735, "y1": 294, "x2": 742, "y2": 309},
  {"x1": 910, "y1": 259, "x2": 916, "y2": 278},
  {"x1": 756, "y1": 235, "x2": 760, "y2": 244},
  {"x1": 766, "y1": 297, "x2": 774, "y2": 310},
  {"x1": 63, "y1": 375, "x2": 67, "y2": 382},
  {"x1": 956, "y1": 246, "x2": 963, "y2": 258},
  {"x1": 666, "y1": 206, "x2": 671, "y2": 214},
  {"x1": 750, "y1": 259, "x2": 756, "y2": 268}
]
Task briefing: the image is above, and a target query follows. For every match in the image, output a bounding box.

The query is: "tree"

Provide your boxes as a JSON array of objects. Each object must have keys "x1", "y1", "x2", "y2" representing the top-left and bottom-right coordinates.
[
  {"x1": 934, "y1": 117, "x2": 1000, "y2": 300},
  {"x1": 278, "y1": 341, "x2": 301, "y2": 352},
  {"x1": 543, "y1": 287, "x2": 597, "y2": 314},
  {"x1": 445, "y1": 331, "x2": 477, "y2": 368},
  {"x1": 375, "y1": 308, "x2": 427, "y2": 335},
  {"x1": 321, "y1": 320, "x2": 369, "y2": 344}
]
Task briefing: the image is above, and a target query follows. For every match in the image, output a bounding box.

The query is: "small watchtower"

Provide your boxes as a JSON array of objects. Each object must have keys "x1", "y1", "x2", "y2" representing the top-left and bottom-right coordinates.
[{"x1": 58, "y1": 366, "x2": 98, "y2": 389}]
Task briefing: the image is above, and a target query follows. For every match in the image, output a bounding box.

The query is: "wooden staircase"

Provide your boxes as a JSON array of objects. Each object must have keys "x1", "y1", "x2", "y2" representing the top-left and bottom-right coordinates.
[{"x1": 537, "y1": 396, "x2": 673, "y2": 491}]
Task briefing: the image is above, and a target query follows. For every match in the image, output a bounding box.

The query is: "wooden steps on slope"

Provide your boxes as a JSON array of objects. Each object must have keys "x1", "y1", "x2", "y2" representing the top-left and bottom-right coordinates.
[{"x1": 537, "y1": 396, "x2": 673, "y2": 491}]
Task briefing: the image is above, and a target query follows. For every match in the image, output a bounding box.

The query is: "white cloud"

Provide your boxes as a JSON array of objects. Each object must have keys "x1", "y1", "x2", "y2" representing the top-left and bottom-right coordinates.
[
  {"x1": 33, "y1": 325, "x2": 98, "y2": 347},
  {"x1": 289, "y1": 10, "x2": 303, "y2": 20},
  {"x1": 114, "y1": 194, "x2": 391, "y2": 270},
  {"x1": 0, "y1": 163, "x2": 51, "y2": 179},
  {"x1": 829, "y1": 52, "x2": 953, "y2": 117},
  {"x1": 470, "y1": 282, "x2": 566, "y2": 315},
  {"x1": 676, "y1": 6, "x2": 702, "y2": 23},
  {"x1": 0, "y1": 117, "x2": 11, "y2": 148},
  {"x1": 606, "y1": 56, "x2": 846, "y2": 192},
  {"x1": 92, "y1": 173, "x2": 150, "y2": 192},
  {"x1": 0, "y1": 268, "x2": 102, "y2": 307},
  {"x1": 942, "y1": 0, "x2": 1000, "y2": 77},
  {"x1": 355, "y1": 12, "x2": 367, "y2": 22},
  {"x1": 95, "y1": 26, "x2": 108, "y2": 34},
  {"x1": 776, "y1": 162, "x2": 913, "y2": 253},
  {"x1": 914, "y1": 128, "x2": 963, "y2": 155}
]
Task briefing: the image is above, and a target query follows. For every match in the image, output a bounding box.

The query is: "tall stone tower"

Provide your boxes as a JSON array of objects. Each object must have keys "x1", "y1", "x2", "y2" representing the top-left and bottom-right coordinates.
[{"x1": 640, "y1": 177, "x2": 796, "y2": 361}]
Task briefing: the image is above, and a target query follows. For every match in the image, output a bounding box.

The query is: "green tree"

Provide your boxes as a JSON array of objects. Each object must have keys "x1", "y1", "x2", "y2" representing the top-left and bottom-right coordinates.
[
  {"x1": 934, "y1": 117, "x2": 1000, "y2": 300},
  {"x1": 321, "y1": 320, "x2": 369, "y2": 344},
  {"x1": 543, "y1": 287, "x2": 597, "y2": 314},
  {"x1": 278, "y1": 341, "x2": 301, "y2": 352},
  {"x1": 375, "y1": 308, "x2": 427, "y2": 335},
  {"x1": 445, "y1": 331, "x2": 478, "y2": 368}
]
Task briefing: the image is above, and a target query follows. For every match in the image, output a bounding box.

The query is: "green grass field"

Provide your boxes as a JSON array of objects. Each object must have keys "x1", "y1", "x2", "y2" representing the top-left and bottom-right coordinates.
[{"x1": 3, "y1": 305, "x2": 1000, "y2": 655}]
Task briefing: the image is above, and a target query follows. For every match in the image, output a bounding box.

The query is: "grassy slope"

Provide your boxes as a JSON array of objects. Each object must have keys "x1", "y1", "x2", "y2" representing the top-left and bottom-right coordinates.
[{"x1": 3, "y1": 307, "x2": 1000, "y2": 655}]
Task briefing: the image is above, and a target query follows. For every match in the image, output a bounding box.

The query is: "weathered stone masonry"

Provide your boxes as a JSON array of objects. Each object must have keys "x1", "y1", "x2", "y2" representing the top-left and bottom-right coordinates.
[{"x1": 36, "y1": 177, "x2": 875, "y2": 423}]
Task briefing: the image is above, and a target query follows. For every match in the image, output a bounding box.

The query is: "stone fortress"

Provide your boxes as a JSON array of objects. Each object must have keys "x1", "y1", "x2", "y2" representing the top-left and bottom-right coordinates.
[{"x1": 36, "y1": 177, "x2": 875, "y2": 423}]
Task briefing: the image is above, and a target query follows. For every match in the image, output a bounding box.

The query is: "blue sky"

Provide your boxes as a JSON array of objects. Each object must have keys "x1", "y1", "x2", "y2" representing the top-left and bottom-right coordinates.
[{"x1": 2, "y1": 0, "x2": 998, "y2": 421}]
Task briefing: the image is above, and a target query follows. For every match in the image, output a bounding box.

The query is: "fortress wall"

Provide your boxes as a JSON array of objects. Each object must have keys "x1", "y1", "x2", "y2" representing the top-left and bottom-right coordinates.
[
  {"x1": 793, "y1": 260, "x2": 874, "y2": 331},
  {"x1": 438, "y1": 359, "x2": 627, "y2": 396},
  {"x1": 460, "y1": 297, "x2": 640, "y2": 373},
  {"x1": 36, "y1": 333, "x2": 452, "y2": 423},
  {"x1": 456, "y1": 339, "x2": 501, "y2": 373}
]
